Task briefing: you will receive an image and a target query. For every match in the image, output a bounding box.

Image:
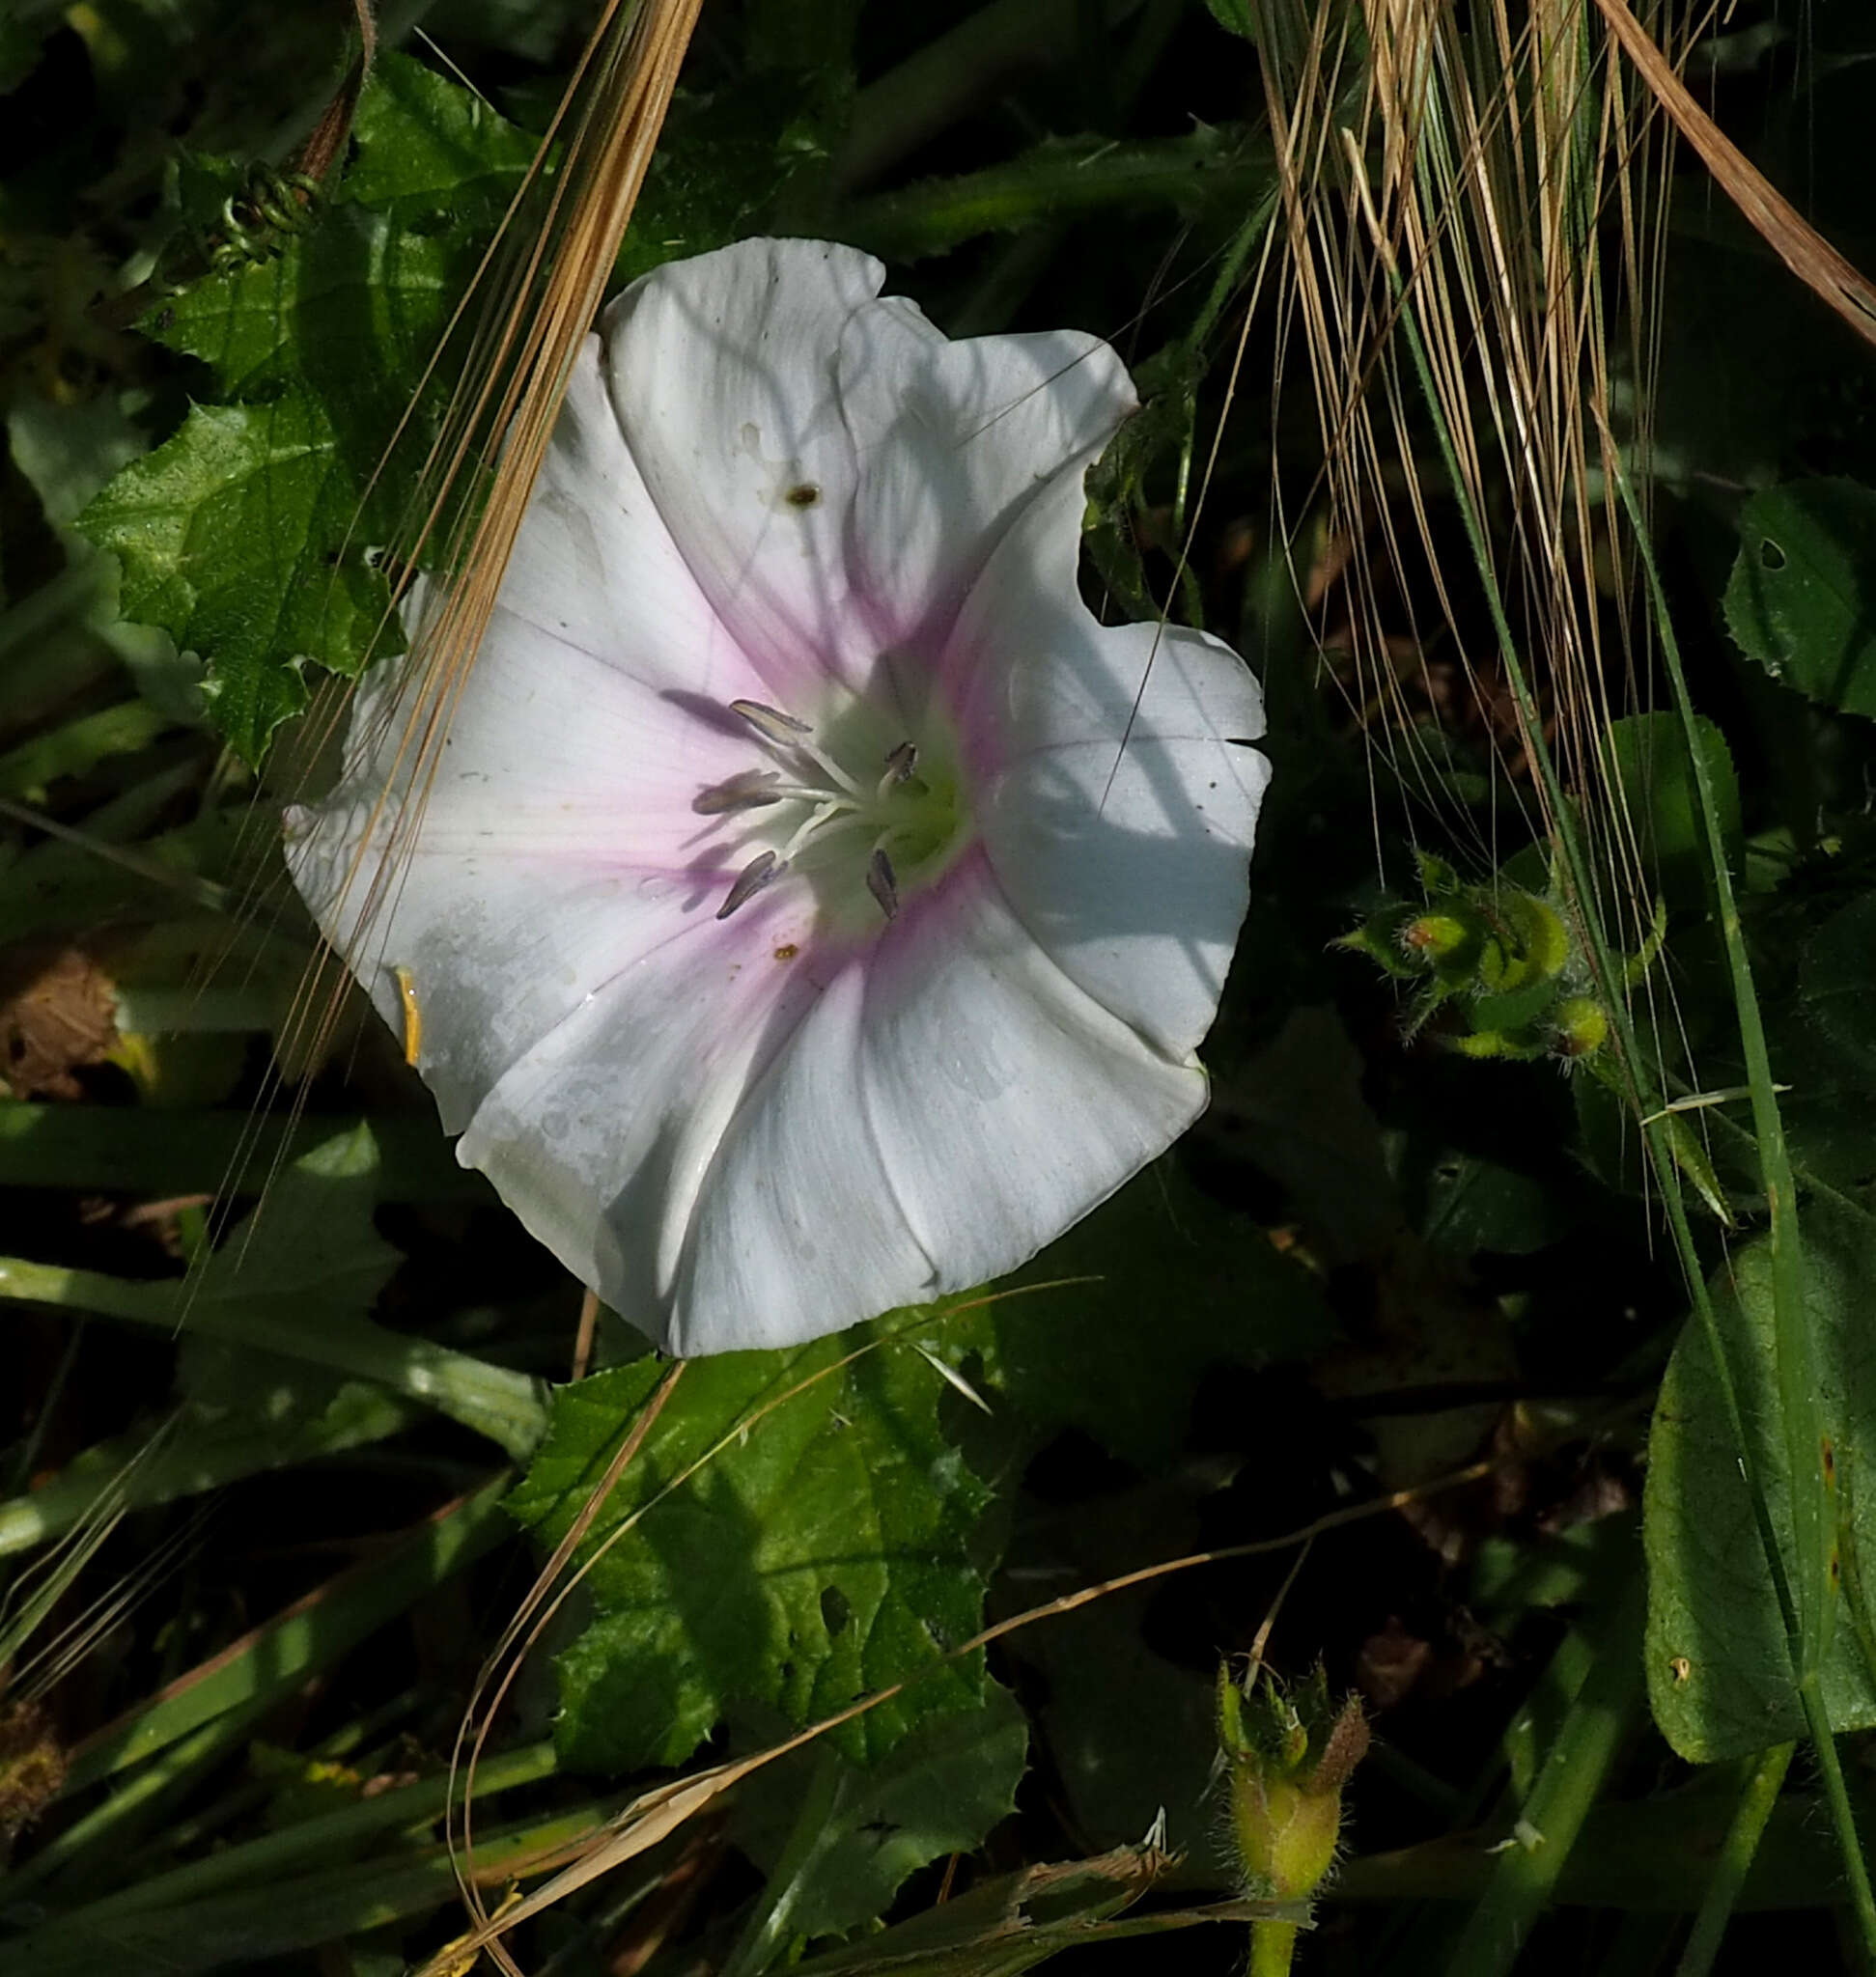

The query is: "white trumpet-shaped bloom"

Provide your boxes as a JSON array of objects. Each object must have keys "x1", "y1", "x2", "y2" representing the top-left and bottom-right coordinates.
[{"x1": 287, "y1": 237, "x2": 1270, "y2": 1355}]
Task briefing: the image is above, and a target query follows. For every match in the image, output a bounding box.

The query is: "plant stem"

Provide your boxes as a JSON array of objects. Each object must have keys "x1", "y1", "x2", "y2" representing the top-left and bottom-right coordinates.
[
  {"x1": 842, "y1": 130, "x2": 1275, "y2": 263},
  {"x1": 0, "y1": 1253, "x2": 546, "y2": 1458},
  {"x1": 0, "y1": 1390, "x2": 422, "y2": 1558},
  {"x1": 1614, "y1": 465, "x2": 1834, "y2": 1670},
  {"x1": 0, "y1": 1101, "x2": 481, "y2": 1202},
  {"x1": 63, "y1": 1740, "x2": 557, "y2": 1923},
  {"x1": 1676, "y1": 1742, "x2": 1795, "y2": 1977},
  {"x1": 833, "y1": 0, "x2": 1145, "y2": 193},
  {"x1": 1250, "y1": 1915, "x2": 1301, "y2": 1976},
  {"x1": 1442, "y1": 1559, "x2": 1647, "y2": 1977}
]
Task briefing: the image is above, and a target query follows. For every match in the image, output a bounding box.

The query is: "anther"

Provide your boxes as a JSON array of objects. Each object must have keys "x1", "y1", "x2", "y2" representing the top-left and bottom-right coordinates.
[
  {"x1": 716, "y1": 850, "x2": 783, "y2": 920},
  {"x1": 866, "y1": 849, "x2": 900, "y2": 922},
  {"x1": 692, "y1": 768, "x2": 784, "y2": 815},
  {"x1": 729, "y1": 699, "x2": 813, "y2": 743}
]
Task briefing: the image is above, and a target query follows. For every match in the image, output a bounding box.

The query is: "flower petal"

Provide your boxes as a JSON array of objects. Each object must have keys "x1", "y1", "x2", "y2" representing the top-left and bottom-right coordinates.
[
  {"x1": 285, "y1": 620, "x2": 770, "y2": 1133},
  {"x1": 979, "y1": 728, "x2": 1270, "y2": 1057},
  {"x1": 599, "y1": 237, "x2": 887, "y2": 701},
  {"x1": 853, "y1": 857, "x2": 1210, "y2": 1294},
  {"x1": 457, "y1": 895, "x2": 831, "y2": 1340},
  {"x1": 667, "y1": 961, "x2": 938, "y2": 1354},
  {"x1": 949, "y1": 472, "x2": 1269, "y2": 763},
  {"x1": 492, "y1": 331, "x2": 755, "y2": 700},
  {"x1": 836, "y1": 297, "x2": 1135, "y2": 657}
]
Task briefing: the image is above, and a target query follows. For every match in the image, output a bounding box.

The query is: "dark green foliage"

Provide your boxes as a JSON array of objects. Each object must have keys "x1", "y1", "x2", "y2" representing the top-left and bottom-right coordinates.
[
  {"x1": 75, "y1": 52, "x2": 533, "y2": 762},
  {"x1": 1724, "y1": 479, "x2": 1876, "y2": 720},
  {"x1": 506, "y1": 1320, "x2": 997, "y2": 1773},
  {"x1": 1645, "y1": 1198, "x2": 1876, "y2": 1760}
]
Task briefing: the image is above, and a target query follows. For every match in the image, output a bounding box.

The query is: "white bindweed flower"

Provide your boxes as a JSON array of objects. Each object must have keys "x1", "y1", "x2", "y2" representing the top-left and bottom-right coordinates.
[{"x1": 286, "y1": 237, "x2": 1269, "y2": 1355}]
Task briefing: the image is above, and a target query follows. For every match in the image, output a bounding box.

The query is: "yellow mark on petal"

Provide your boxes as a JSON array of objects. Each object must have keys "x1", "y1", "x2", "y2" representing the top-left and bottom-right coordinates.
[
  {"x1": 393, "y1": 965, "x2": 423, "y2": 1066},
  {"x1": 773, "y1": 943, "x2": 798, "y2": 961}
]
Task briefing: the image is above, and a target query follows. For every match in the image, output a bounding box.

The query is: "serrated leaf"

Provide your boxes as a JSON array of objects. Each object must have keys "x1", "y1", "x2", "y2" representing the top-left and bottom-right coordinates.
[
  {"x1": 146, "y1": 206, "x2": 460, "y2": 427},
  {"x1": 507, "y1": 1316, "x2": 995, "y2": 1774},
  {"x1": 1723, "y1": 477, "x2": 1876, "y2": 719},
  {"x1": 733, "y1": 1684, "x2": 1027, "y2": 1941},
  {"x1": 1644, "y1": 1196, "x2": 1876, "y2": 1760},
  {"x1": 339, "y1": 50, "x2": 535, "y2": 221},
  {"x1": 74, "y1": 394, "x2": 397, "y2": 762}
]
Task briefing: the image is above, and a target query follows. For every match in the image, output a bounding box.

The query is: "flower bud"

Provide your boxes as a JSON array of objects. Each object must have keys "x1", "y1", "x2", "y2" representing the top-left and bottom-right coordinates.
[{"x1": 1218, "y1": 1662, "x2": 1369, "y2": 1897}]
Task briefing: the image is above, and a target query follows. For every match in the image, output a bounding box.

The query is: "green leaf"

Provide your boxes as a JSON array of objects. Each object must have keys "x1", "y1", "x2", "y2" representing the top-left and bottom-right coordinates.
[
  {"x1": 506, "y1": 1315, "x2": 994, "y2": 1774},
  {"x1": 186, "y1": 1121, "x2": 403, "y2": 1326},
  {"x1": 1602, "y1": 710, "x2": 1742, "y2": 908},
  {"x1": 75, "y1": 394, "x2": 397, "y2": 762},
  {"x1": 1203, "y1": 0, "x2": 1257, "y2": 36},
  {"x1": 1644, "y1": 1196, "x2": 1876, "y2": 1760},
  {"x1": 732, "y1": 1684, "x2": 1027, "y2": 1943},
  {"x1": 982, "y1": 1161, "x2": 1333, "y2": 1468},
  {"x1": 338, "y1": 50, "x2": 535, "y2": 222},
  {"x1": 1799, "y1": 890, "x2": 1876, "y2": 1084},
  {"x1": 1723, "y1": 477, "x2": 1876, "y2": 719},
  {"x1": 75, "y1": 54, "x2": 530, "y2": 761},
  {"x1": 146, "y1": 207, "x2": 461, "y2": 435}
]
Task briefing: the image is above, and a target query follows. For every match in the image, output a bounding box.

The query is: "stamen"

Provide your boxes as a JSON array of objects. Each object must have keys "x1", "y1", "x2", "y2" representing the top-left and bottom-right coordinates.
[
  {"x1": 716, "y1": 849, "x2": 783, "y2": 920},
  {"x1": 878, "y1": 741, "x2": 917, "y2": 800},
  {"x1": 797, "y1": 738, "x2": 864, "y2": 800},
  {"x1": 780, "y1": 798, "x2": 853, "y2": 862},
  {"x1": 692, "y1": 768, "x2": 784, "y2": 815},
  {"x1": 730, "y1": 699, "x2": 813, "y2": 743},
  {"x1": 866, "y1": 849, "x2": 900, "y2": 921}
]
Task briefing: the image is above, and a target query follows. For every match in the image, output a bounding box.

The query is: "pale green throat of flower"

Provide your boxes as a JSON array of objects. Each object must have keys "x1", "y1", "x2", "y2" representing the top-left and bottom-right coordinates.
[{"x1": 693, "y1": 690, "x2": 969, "y2": 930}]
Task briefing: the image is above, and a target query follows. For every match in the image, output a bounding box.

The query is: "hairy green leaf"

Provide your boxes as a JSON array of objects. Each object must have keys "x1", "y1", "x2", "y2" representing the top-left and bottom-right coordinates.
[
  {"x1": 74, "y1": 53, "x2": 532, "y2": 761},
  {"x1": 76, "y1": 394, "x2": 393, "y2": 760},
  {"x1": 1723, "y1": 478, "x2": 1876, "y2": 720},
  {"x1": 733, "y1": 1685, "x2": 1027, "y2": 1942},
  {"x1": 507, "y1": 1315, "x2": 994, "y2": 1774},
  {"x1": 339, "y1": 50, "x2": 535, "y2": 221}
]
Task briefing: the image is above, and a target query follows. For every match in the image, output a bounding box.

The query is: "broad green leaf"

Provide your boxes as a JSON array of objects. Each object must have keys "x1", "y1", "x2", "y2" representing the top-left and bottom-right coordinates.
[
  {"x1": 1601, "y1": 710, "x2": 1741, "y2": 908},
  {"x1": 1204, "y1": 0, "x2": 1257, "y2": 36},
  {"x1": 338, "y1": 50, "x2": 535, "y2": 221},
  {"x1": 185, "y1": 1122, "x2": 403, "y2": 1326},
  {"x1": 506, "y1": 1315, "x2": 995, "y2": 1774},
  {"x1": 1723, "y1": 478, "x2": 1876, "y2": 719},
  {"x1": 983, "y1": 1161, "x2": 1333, "y2": 1467},
  {"x1": 74, "y1": 54, "x2": 531, "y2": 761},
  {"x1": 732, "y1": 1684, "x2": 1027, "y2": 1941},
  {"x1": 76, "y1": 394, "x2": 395, "y2": 761},
  {"x1": 1644, "y1": 1197, "x2": 1876, "y2": 1760},
  {"x1": 1799, "y1": 889, "x2": 1876, "y2": 1083},
  {"x1": 146, "y1": 207, "x2": 462, "y2": 438}
]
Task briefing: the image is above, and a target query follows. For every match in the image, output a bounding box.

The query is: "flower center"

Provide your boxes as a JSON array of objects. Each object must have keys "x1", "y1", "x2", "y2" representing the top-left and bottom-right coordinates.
[{"x1": 693, "y1": 691, "x2": 968, "y2": 928}]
